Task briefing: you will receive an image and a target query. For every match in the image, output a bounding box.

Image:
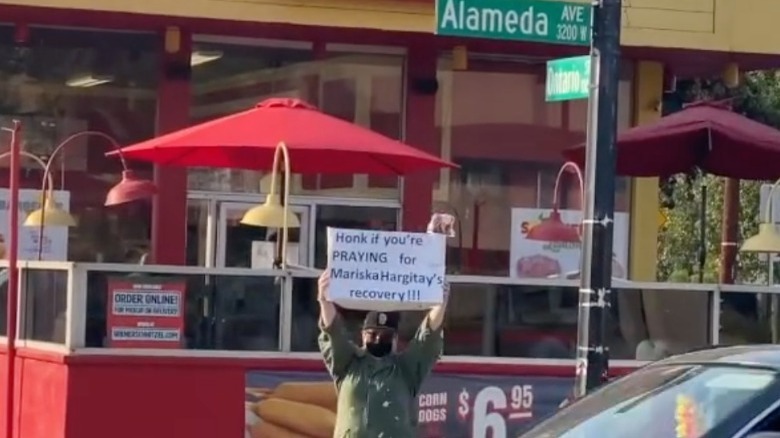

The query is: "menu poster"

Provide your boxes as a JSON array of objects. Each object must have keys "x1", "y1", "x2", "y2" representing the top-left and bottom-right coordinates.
[
  {"x1": 106, "y1": 278, "x2": 186, "y2": 349},
  {"x1": 0, "y1": 188, "x2": 70, "y2": 260},
  {"x1": 509, "y1": 208, "x2": 630, "y2": 279}
]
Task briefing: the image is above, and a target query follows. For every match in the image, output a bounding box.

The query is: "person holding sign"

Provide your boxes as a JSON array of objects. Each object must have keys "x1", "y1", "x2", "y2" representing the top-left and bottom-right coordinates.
[{"x1": 317, "y1": 271, "x2": 449, "y2": 437}]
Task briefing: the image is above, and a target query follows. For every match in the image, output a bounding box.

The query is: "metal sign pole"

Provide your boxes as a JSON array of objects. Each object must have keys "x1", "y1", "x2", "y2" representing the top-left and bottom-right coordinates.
[{"x1": 574, "y1": 0, "x2": 622, "y2": 397}]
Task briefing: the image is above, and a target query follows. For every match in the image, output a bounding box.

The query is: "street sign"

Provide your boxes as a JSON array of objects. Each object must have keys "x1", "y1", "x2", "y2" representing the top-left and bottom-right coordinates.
[
  {"x1": 435, "y1": 0, "x2": 592, "y2": 46},
  {"x1": 545, "y1": 55, "x2": 591, "y2": 101}
]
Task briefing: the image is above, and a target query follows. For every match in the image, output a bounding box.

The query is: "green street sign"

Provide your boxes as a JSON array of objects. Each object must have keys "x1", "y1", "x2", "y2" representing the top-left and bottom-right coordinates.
[
  {"x1": 435, "y1": 0, "x2": 592, "y2": 46},
  {"x1": 545, "y1": 55, "x2": 591, "y2": 101}
]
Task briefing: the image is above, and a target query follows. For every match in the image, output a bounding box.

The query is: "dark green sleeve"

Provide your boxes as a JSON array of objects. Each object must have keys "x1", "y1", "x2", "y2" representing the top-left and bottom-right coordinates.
[
  {"x1": 318, "y1": 315, "x2": 356, "y2": 382},
  {"x1": 398, "y1": 316, "x2": 443, "y2": 395}
]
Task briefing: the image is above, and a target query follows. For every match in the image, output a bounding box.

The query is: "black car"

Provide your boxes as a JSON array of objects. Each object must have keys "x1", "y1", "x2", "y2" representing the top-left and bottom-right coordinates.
[{"x1": 522, "y1": 345, "x2": 780, "y2": 438}]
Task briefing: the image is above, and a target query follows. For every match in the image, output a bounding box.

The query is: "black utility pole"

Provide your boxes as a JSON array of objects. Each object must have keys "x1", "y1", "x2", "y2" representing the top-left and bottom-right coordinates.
[{"x1": 574, "y1": 0, "x2": 622, "y2": 397}]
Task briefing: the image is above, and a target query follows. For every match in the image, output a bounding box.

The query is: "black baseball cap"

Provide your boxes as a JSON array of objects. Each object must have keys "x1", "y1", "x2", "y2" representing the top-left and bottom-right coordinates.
[{"x1": 363, "y1": 311, "x2": 400, "y2": 331}]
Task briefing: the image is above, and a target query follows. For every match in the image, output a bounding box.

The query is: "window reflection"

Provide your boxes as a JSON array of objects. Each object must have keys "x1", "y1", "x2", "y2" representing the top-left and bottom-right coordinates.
[
  {"x1": 434, "y1": 57, "x2": 633, "y2": 276},
  {"x1": 0, "y1": 26, "x2": 157, "y2": 262},
  {"x1": 86, "y1": 270, "x2": 281, "y2": 350},
  {"x1": 186, "y1": 198, "x2": 210, "y2": 266},
  {"x1": 290, "y1": 278, "x2": 711, "y2": 359},
  {"x1": 614, "y1": 287, "x2": 711, "y2": 359},
  {"x1": 188, "y1": 38, "x2": 404, "y2": 199},
  {"x1": 21, "y1": 268, "x2": 68, "y2": 343},
  {"x1": 80, "y1": 266, "x2": 715, "y2": 357},
  {"x1": 720, "y1": 291, "x2": 773, "y2": 344},
  {"x1": 221, "y1": 203, "x2": 304, "y2": 268},
  {"x1": 445, "y1": 283, "x2": 584, "y2": 357},
  {"x1": 212, "y1": 275, "x2": 280, "y2": 350},
  {"x1": 447, "y1": 284, "x2": 711, "y2": 359}
]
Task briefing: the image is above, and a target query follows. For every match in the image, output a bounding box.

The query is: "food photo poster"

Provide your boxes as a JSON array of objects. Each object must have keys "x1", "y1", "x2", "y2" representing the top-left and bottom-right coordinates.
[{"x1": 509, "y1": 208, "x2": 629, "y2": 279}]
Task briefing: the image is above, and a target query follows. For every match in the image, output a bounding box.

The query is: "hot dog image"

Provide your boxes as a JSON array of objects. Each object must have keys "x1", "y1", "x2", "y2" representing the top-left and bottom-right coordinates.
[{"x1": 245, "y1": 381, "x2": 338, "y2": 438}]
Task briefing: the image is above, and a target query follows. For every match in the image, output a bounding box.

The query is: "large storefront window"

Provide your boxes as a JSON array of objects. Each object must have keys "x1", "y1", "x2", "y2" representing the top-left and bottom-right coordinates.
[
  {"x1": 288, "y1": 276, "x2": 712, "y2": 359},
  {"x1": 434, "y1": 56, "x2": 633, "y2": 277},
  {"x1": 0, "y1": 26, "x2": 157, "y2": 262},
  {"x1": 185, "y1": 37, "x2": 405, "y2": 269},
  {"x1": 427, "y1": 56, "x2": 642, "y2": 360},
  {"x1": 188, "y1": 37, "x2": 404, "y2": 200}
]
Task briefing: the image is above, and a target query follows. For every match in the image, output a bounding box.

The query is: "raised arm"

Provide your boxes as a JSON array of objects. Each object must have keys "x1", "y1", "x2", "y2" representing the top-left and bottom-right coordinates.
[
  {"x1": 425, "y1": 220, "x2": 452, "y2": 333},
  {"x1": 398, "y1": 282, "x2": 450, "y2": 395},
  {"x1": 426, "y1": 280, "x2": 449, "y2": 331},
  {"x1": 317, "y1": 270, "x2": 356, "y2": 383}
]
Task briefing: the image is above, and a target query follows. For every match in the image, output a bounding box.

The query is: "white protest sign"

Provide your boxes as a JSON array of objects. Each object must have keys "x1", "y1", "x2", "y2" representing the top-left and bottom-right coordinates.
[{"x1": 326, "y1": 227, "x2": 446, "y2": 311}]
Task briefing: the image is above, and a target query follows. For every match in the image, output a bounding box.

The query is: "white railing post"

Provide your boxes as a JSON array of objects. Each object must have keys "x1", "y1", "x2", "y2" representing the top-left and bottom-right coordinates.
[
  {"x1": 16, "y1": 262, "x2": 27, "y2": 341},
  {"x1": 66, "y1": 263, "x2": 88, "y2": 350},
  {"x1": 279, "y1": 272, "x2": 293, "y2": 352},
  {"x1": 711, "y1": 286, "x2": 721, "y2": 346}
]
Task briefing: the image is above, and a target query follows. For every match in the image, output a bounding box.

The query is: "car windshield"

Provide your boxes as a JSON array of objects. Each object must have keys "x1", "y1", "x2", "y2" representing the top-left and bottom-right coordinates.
[{"x1": 524, "y1": 364, "x2": 780, "y2": 438}]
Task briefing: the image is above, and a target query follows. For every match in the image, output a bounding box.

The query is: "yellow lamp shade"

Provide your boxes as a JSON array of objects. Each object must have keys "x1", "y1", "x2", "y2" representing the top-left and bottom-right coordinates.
[
  {"x1": 740, "y1": 223, "x2": 780, "y2": 253},
  {"x1": 240, "y1": 194, "x2": 300, "y2": 228},
  {"x1": 23, "y1": 199, "x2": 77, "y2": 227}
]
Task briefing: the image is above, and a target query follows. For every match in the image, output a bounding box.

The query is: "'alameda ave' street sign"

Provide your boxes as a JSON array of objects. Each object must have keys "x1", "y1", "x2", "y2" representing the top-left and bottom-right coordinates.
[{"x1": 435, "y1": 0, "x2": 592, "y2": 46}]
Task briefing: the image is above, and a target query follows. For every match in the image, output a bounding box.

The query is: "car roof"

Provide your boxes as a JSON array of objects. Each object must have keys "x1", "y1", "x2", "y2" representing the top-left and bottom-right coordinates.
[{"x1": 649, "y1": 345, "x2": 780, "y2": 370}]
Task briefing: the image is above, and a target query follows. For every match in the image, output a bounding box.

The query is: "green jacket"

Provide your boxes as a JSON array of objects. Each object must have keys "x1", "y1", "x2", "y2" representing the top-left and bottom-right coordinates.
[{"x1": 318, "y1": 315, "x2": 443, "y2": 438}]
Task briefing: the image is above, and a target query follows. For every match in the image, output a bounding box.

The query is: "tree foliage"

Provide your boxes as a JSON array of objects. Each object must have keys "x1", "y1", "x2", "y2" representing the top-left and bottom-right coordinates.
[{"x1": 657, "y1": 71, "x2": 780, "y2": 283}]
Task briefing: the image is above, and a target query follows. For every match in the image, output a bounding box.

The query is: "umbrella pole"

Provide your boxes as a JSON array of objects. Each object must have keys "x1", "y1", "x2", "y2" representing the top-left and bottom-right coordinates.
[
  {"x1": 719, "y1": 178, "x2": 739, "y2": 283},
  {"x1": 573, "y1": 0, "x2": 622, "y2": 397},
  {"x1": 274, "y1": 170, "x2": 287, "y2": 269},
  {"x1": 698, "y1": 184, "x2": 707, "y2": 283}
]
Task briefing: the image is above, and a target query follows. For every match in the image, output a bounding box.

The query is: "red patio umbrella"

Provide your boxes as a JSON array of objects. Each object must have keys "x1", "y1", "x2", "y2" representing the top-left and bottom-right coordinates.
[
  {"x1": 563, "y1": 100, "x2": 780, "y2": 179},
  {"x1": 108, "y1": 98, "x2": 455, "y2": 174},
  {"x1": 564, "y1": 99, "x2": 780, "y2": 284}
]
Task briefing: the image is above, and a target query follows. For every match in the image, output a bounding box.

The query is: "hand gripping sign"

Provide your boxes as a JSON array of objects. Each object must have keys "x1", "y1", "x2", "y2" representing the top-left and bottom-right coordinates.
[{"x1": 326, "y1": 215, "x2": 452, "y2": 311}]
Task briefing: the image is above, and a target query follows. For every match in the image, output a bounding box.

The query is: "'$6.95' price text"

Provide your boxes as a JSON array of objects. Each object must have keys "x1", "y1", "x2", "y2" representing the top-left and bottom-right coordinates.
[{"x1": 457, "y1": 385, "x2": 534, "y2": 438}]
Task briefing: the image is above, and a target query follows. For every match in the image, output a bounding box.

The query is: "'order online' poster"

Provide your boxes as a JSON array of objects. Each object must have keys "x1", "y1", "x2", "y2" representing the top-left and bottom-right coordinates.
[{"x1": 106, "y1": 277, "x2": 186, "y2": 349}]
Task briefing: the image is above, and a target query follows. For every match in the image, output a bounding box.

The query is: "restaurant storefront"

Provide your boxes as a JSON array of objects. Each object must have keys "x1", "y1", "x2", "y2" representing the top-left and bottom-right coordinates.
[
  {"x1": 1, "y1": 1, "x2": 780, "y2": 437},
  {"x1": 0, "y1": 20, "x2": 639, "y2": 267}
]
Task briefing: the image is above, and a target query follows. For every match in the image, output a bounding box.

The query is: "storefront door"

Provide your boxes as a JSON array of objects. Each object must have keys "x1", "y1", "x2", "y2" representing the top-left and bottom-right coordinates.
[{"x1": 216, "y1": 201, "x2": 310, "y2": 268}]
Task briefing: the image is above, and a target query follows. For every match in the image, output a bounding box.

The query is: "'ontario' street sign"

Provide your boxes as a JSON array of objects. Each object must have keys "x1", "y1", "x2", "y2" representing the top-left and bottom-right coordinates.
[
  {"x1": 435, "y1": 0, "x2": 592, "y2": 46},
  {"x1": 545, "y1": 55, "x2": 591, "y2": 101}
]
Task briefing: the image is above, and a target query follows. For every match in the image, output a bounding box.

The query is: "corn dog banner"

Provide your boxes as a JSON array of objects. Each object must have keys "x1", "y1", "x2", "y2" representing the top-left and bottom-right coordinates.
[
  {"x1": 326, "y1": 227, "x2": 447, "y2": 312},
  {"x1": 106, "y1": 277, "x2": 186, "y2": 349},
  {"x1": 245, "y1": 370, "x2": 571, "y2": 438}
]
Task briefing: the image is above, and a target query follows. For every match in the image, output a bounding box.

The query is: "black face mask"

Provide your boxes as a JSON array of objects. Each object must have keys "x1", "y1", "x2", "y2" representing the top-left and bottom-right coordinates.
[{"x1": 365, "y1": 340, "x2": 393, "y2": 357}]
